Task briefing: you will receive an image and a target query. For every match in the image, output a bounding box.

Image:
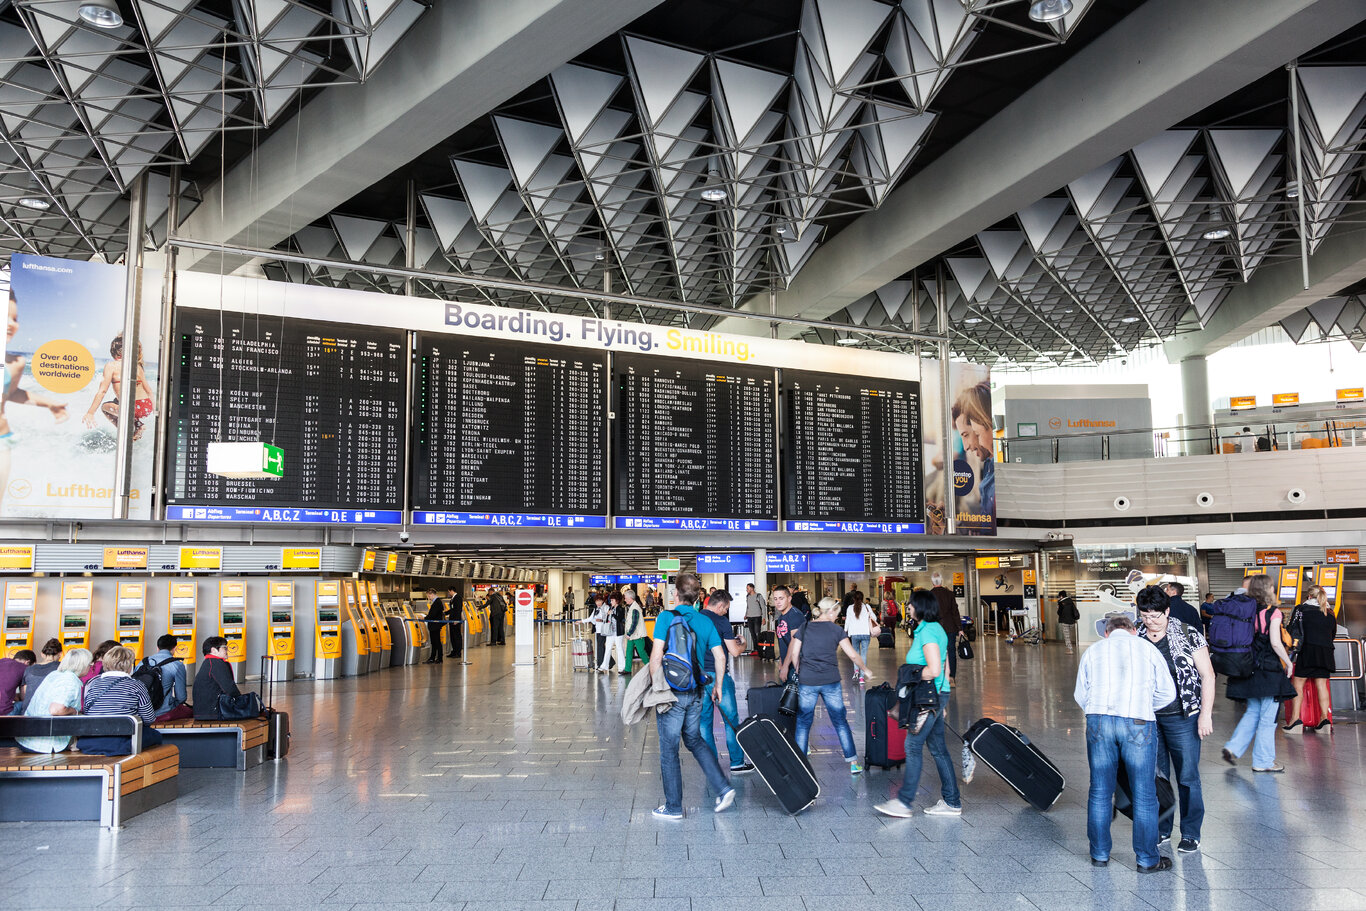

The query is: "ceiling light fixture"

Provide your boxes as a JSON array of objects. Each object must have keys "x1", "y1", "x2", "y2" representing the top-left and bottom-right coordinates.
[
  {"x1": 78, "y1": 0, "x2": 123, "y2": 28},
  {"x1": 700, "y1": 161, "x2": 727, "y2": 203},
  {"x1": 1201, "y1": 227, "x2": 1232, "y2": 240},
  {"x1": 1285, "y1": 182, "x2": 1300, "y2": 199},
  {"x1": 964, "y1": 317, "x2": 983, "y2": 325},
  {"x1": 593, "y1": 252, "x2": 605, "y2": 262},
  {"x1": 18, "y1": 196, "x2": 50, "y2": 210},
  {"x1": 836, "y1": 337, "x2": 859, "y2": 346},
  {"x1": 1028, "y1": 0, "x2": 1072, "y2": 23},
  {"x1": 1121, "y1": 316, "x2": 1139, "y2": 323}
]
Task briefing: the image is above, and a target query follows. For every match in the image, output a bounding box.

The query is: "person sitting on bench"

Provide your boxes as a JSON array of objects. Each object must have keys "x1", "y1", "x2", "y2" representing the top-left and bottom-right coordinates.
[
  {"x1": 16, "y1": 648, "x2": 91, "y2": 753},
  {"x1": 193, "y1": 637, "x2": 241, "y2": 720},
  {"x1": 80, "y1": 646, "x2": 163, "y2": 756}
]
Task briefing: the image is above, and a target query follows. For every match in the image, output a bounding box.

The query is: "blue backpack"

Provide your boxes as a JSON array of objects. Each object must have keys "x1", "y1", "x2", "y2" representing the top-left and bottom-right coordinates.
[
  {"x1": 1207, "y1": 592, "x2": 1257, "y2": 677},
  {"x1": 660, "y1": 610, "x2": 705, "y2": 692}
]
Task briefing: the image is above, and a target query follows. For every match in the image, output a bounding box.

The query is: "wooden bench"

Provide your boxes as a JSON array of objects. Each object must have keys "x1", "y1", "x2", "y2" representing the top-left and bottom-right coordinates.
[
  {"x1": 0, "y1": 715, "x2": 179, "y2": 828},
  {"x1": 152, "y1": 717, "x2": 268, "y2": 770}
]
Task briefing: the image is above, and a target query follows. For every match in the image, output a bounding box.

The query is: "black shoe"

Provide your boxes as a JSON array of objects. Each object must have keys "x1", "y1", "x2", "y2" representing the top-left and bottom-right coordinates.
[
  {"x1": 1282, "y1": 719, "x2": 1302, "y2": 731},
  {"x1": 1221, "y1": 748, "x2": 1236, "y2": 765},
  {"x1": 1090, "y1": 858, "x2": 1108, "y2": 868},
  {"x1": 1177, "y1": 838, "x2": 1200, "y2": 854},
  {"x1": 447, "y1": 653, "x2": 459, "y2": 658},
  {"x1": 423, "y1": 659, "x2": 436, "y2": 664},
  {"x1": 1137, "y1": 857, "x2": 1173, "y2": 874}
]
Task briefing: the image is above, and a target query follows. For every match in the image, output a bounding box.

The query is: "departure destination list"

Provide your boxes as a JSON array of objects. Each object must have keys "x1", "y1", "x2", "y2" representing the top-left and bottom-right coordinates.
[
  {"x1": 412, "y1": 335, "x2": 607, "y2": 528},
  {"x1": 166, "y1": 309, "x2": 406, "y2": 524},
  {"x1": 783, "y1": 369, "x2": 924, "y2": 533},
  {"x1": 613, "y1": 354, "x2": 777, "y2": 531}
]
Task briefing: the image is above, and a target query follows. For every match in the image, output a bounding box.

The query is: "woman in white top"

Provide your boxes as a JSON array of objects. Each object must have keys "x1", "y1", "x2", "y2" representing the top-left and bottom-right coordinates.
[
  {"x1": 17, "y1": 648, "x2": 92, "y2": 753},
  {"x1": 843, "y1": 593, "x2": 880, "y2": 683}
]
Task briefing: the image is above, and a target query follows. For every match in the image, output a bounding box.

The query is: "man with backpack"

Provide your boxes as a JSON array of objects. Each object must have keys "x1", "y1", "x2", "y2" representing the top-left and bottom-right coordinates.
[
  {"x1": 649, "y1": 571, "x2": 736, "y2": 820},
  {"x1": 138, "y1": 634, "x2": 190, "y2": 721}
]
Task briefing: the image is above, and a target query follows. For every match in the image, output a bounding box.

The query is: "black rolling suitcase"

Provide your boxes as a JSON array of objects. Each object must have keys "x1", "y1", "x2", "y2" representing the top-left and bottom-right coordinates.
[
  {"x1": 964, "y1": 717, "x2": 1063, "y2": 811},
  {"x1": 1114, "y1": 763, "x2": 1176, "y2": 827},
  {"x1": 259, "y1": 657, "x2": 291, "y2": 760},
  {"x1": 730, "y1": 715, "x2": 819, "y2": 815},
  {"x1": 877, "y1": 629, "x2": 896, "y2": 649},
  {"x1": 746, "y1": 682, "x2": 796, "y2": 737},
  {"x1": 757, "y1": 631, "x2": 777, "y2": 660}
]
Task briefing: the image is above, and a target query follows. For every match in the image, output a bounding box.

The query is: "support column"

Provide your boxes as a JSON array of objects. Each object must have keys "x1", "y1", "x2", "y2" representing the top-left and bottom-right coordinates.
[
  {"x1": 113, "y1": 174, "x2": 147, "y2": 520},
  {"x1": 753, "y1": 548, "x2": 768, "y2": 617},
  {"x1": 1181, "y1": 355, "x2": 1212, "y2": 455}
]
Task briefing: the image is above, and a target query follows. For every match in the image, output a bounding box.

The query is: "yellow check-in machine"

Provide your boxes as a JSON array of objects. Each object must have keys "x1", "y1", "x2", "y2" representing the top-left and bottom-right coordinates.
[
  {"x1": 360, "y1": 582, "x2": 392, "y2": 669},
  {"x1": 314, "y1": 580, "x2": 342, "y2": 679},
  {"x1": 60, "y1": 581, "x2": 93, "y2": 650},
  {"x1": 167, "y1": 581, "x2": 197, "y2": 663},
  {"x1": 381, "y1": 598, "x2": 415, "y2": 666},
  {"x1": 266, "y1": 580, "x2": 295, "y2": 682},
  {"x1": 339, "y1": 579, "x2": 371, "y2": 677},
  {"x1": 355, "y1": 584, "x2": 382, "y2": 674},
  {"x1": 3, "y1": 581, "x2": 36, "y2": 658},
  {"x1": 401, "y1": 600, "x2": 429, "y2": 662},
  {"x1": 218, "y1": 581, "x2": 248, "y2": 683},
  {"x1": 115, "y1": 582, "x2": 147, "y2": 660}
]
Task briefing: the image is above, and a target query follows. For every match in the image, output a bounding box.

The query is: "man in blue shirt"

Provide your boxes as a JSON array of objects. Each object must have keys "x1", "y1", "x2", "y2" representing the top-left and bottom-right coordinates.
[
  {"x1": 650, "y1": 572, "x2": 736, "y2": 819},
  {"x1": 701, "y1": 590, "x2": 752, "y2": 774},
  {"x1": 147, "y1": 634, "x2": 190, "y2": 721}
]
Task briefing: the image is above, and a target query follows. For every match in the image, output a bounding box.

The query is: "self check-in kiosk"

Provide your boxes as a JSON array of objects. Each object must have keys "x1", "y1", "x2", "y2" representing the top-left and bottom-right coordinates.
[
  {"x1": 61, "y1": 581, "x2": 93, "y2": 650},
  {"x1": 115, "y1": 582, "x2": 147, "y2": 659},
  {"x1": 339, "y1": 580, "x2": 370, "y2": 677},
  {"x1": 314, "y1": 580, "x2": 342, "y2": 679},
  {"x1": 266, "y1": 580, "x2": 295, "y2": 682},
  {"x1": 218, "y1": 581, "x2": 247, "y2": 683},
  {"x1": 382, "y1": 599, "x2": 414, "y2": 666},
  {"x1": 359, "y1": 582, "x2": 391, "y2": 669},
  {"x1": 167, "y1": 581, "x2": 197, "y2": 663},
  {"x1": 3, "y1": 581, "x2": 36, "y2": 658}
]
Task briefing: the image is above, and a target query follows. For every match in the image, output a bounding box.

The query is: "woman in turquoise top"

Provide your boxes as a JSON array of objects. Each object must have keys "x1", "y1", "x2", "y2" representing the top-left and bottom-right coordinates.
[
  {"x1": 17, "y1": 648, "x2": 91, "y2": 753},
  {"x1": 875, "y1": 590, "x2": 962, "y2": 819}
]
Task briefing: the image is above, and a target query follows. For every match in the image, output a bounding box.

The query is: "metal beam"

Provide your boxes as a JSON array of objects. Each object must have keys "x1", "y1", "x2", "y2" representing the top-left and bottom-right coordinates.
[
  {"x1": 713, "y1": 0, "x2": 1366, "y2": 336},
  {"x1": 177, "y1": 0, "x2": 665, "y2": 271},
  {"x1": 1163, "y1": 225, "x2": 1366, "y2": 361}
]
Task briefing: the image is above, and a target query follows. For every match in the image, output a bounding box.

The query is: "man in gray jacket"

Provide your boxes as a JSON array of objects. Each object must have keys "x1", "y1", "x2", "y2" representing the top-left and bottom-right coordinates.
[{"x1": 744, "y1": 584, "x2": 765, "y2": 653}]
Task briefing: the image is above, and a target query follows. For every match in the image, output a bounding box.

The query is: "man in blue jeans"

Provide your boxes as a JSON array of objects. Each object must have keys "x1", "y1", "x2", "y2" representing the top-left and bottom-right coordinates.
[
  {"x1": 700, "y1": 591, "x2": 753, "y2": 773},
  {"x1": 650, "y1": 572, "x2": 736, "y2": 820},
  {"x1": 1074, "y1": 614, "x2": 1177, "y2": 873}
]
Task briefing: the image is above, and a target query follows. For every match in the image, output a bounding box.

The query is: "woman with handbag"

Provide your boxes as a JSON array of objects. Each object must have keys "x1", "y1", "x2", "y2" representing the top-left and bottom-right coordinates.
[
  {"x1": 788, "y1": 597, "x2": 874, "y2": 773},
  {"x1": 843, "y1": 593, "x2": 879, "y2": 682},
  {"x1": 193, "y1": 636, "x2": 244, "y2": 720},
  {"x1": 1220, "y1": 574, "x2": 1294, "y2": 772},
  {"x1": 1285, "y1": 586, "x2": 1337, "y2": 732},
  {"x1": 876, "y1": 590, "x2": 962, "y2": 819}
]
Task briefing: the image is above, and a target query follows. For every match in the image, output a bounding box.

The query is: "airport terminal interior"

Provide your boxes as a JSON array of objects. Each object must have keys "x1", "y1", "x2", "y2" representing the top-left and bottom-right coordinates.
[{"x1": 1, "y1": 0, "x2": 1366, "y2": 909}]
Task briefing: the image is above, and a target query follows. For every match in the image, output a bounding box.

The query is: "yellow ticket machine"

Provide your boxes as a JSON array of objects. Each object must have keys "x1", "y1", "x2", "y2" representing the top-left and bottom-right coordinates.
[
  {"x1": 115, "y1": 582, "x2": 147, "y2": 659},
  {"x1": 167, "y1": 581, "x2": 197, "y2": 663},
  {"x1": 3, "y1": 581, "x2": 36, "y2": 658},
  {"x1": 339, "y1": 579, "x2": 370, "y2": 677},
  {"x1": 314, "y1": 580, "x2": 342, "y2": 679},
  {"x1": 397, "y1": 601, "x2": 427, "y2": 664},
  {"x1": 218, "y1": 581, "x2": 247, "y2": 683},
  {"x1": 60, "y1": 581, "x2": 93, "y2": 650},
  {"x1": 358, "y1": 583, "x2": 389, "y2": 672},
  {"x1": 266, "y1": 580, "x2": 295, "y2": 682}
]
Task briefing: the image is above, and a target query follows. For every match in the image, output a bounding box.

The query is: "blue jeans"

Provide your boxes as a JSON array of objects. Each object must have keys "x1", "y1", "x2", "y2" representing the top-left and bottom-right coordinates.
[
  {"x1": 794, "y1": 682, "x2": 857, "y2": 760},
  {"x1": 701, "y1": 674, "x2": 743, "y2": 765},
  {"x1": 656, "y1": 688, "x2": 731, "y2": 814},
  {"x1": 1086, "y1": 713, "x2": 1159, "y2": 867},
  {"x1": 1155, "y1": 713, "x2": 1204, "y2": 841},
  {"x1": 1224, "y1": 696, "x2": 1279, "y2": 769},
  {"x1": 850, "y1": 635, "x2": 870, "y2": 667},
  {"x1": 897, "y1": 692, "x2": 960, "y2": 808}
]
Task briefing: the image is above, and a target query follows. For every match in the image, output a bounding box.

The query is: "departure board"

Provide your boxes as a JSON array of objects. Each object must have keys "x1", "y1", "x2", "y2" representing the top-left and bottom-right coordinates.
[
  {"x1": 613, "y1": 354, "x2": 778, "y2": 531},
  {"x1": 412, "y1": 335, "x2": 607, "y2": 528},
  {"x1": 782, "y1": 369, "x2": 924, "y2": 534},
  {"x1": 166, "y1": 309, "x2": 406, "y2": 524}
]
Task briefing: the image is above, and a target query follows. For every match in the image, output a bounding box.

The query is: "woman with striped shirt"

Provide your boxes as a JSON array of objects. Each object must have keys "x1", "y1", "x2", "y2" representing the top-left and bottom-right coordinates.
[{"x1": 80, "y1": 646, "x2": 163, "y2": 756}]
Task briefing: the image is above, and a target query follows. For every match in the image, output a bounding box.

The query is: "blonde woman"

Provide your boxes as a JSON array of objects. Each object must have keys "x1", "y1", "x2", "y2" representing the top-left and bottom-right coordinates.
[
  {"x1": 788, "y1": 598, "x2": 874, "y2": 773},
  {"x1": 16, "y1": 648, "x2": 92, "y2": 753},
  {"x1": 1221, "y1": 575, "x2": 1293, "y2": 772}
]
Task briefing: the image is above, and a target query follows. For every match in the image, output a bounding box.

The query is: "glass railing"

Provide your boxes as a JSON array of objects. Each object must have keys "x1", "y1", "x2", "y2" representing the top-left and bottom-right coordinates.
[{"x1": 997, "y1": 410, "x2": 1366, "y2": 463}]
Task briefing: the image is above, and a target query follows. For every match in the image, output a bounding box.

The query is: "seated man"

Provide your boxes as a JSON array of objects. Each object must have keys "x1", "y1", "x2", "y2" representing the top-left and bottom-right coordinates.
[
  {"x1": 193, "y1": 636, "x2": 241, "y2": 720},
  {"x1": 145, "y1": 634, "x2": 191, "y2": 721},
  {"x1": 80, "y1": 646, "x2": 164, "y2": 756},
  {"x1": 0, "y1": 648, "x2": 35, "y2": 714}
]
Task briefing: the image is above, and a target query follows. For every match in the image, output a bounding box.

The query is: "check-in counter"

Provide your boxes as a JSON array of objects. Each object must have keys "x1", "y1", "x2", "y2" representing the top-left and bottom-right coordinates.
[
  {"x1": 314, "y1": 580, "x2": 342, "y2": 680},
  {"x1": 266, "y1": 580, "x2": 295, "y2": 682},
  {"x1": 339, "y1": 580, "x2": 371, "y2": 676},
  {"x1": 167, "y1": 582, "x2": 197, "y2": 665},
  {"x1": 61, "y1": 581, "x2": 93, "y2": 651},
  {"x1": 4, "y1": 582, "x2": 36, "y2": 659},
  {"x1": 115, "y1": 582, "x2": 147, "y2": 660},
  {"x1": 219, "y1": 581, "x2": 247, "y2": 683}
]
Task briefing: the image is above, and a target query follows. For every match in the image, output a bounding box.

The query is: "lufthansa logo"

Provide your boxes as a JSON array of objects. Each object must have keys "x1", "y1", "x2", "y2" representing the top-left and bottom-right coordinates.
[{"x1": 1048, "y1": 417, "x2": 1062, "y2": 429}]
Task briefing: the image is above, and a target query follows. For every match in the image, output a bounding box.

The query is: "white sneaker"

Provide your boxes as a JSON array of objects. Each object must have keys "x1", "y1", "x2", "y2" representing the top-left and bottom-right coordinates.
[
  {"x1": 874, "y1": 799, "x2": 916, "y2": 818},
  {"x1": 714, "y1": 788, "x2": 737, "y2": 813},
  {"x1": 923, "y1": 799, "x2": 962, "y2": 817}
]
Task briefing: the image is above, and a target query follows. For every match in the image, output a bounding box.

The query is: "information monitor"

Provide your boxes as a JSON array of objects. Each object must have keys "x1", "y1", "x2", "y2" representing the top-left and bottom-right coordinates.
[
  {"x1": 412, "y1": 334, "x2": 607, "y2": 528},
  {"x1": 166, "y1": 308, "x2": 406, "y2": 524},
  {"x1": 612, "y1": 354, "x2": 778, "y2": 531},
  {"x1": 782, "y1": 369, "x2": 924, "y2": 533}
]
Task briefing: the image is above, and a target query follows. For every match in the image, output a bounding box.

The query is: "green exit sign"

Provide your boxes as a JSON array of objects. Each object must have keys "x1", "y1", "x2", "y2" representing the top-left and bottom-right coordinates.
[
  {"x1": 657, "y1": 558, "x2": 681, "y2": 572},
  {"x1": 262, "y1": 444, "x2": 284, "y2": 478}
]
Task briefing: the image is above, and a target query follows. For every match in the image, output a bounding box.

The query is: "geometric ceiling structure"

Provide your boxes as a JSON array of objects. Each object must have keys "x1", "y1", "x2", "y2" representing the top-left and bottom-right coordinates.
[{"x1": 0, "y1": 0, "x2": 425, "y2": 260}]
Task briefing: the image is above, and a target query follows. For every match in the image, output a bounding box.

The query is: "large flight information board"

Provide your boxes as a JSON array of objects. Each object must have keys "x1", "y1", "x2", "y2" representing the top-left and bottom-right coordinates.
[
  {"x1": 613, "y1": 354, "x2": 778, "y2": 531},
  {"x1": 782, "y1": 369, "x2": 924, "y2": 533},
  {"x1": 412, "y1": 335, "x2": 607, "y2": 528},
  {"x1": 166, "y1": 309, "x2": 406, "y2": 524}
]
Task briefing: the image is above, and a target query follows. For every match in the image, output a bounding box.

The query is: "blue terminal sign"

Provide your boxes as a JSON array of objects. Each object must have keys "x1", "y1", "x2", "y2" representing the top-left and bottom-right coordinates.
[
  {"x1": 589, "y1": 574, "x2": 665, "y2": 585},
  {"x1": 787, "y1": 520, "x2": 926, "y2": 534},
  {"x1": 414, "y1": 511, "x2": 607, "y2": 529},
  {"x1": 166, "y1": 506, "x2": 403, "y2": 525},
  {"x1": 697, "y1": 552, "x2": 867, "y2": 574},
  {"x1": 614, "y1": 517, "x2": 779, "y2": 532}
]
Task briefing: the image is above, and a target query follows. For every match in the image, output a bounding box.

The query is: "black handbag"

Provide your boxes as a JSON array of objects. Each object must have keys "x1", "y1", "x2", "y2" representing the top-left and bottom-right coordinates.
[
  {"x1": 218, "y1": 691, "x2": 263, "y2": 719},
  {"x1": 958, "y1": 638, "x2": 973, "y2": 661},
  {"x1": 778, "y1": 670, "x2": 800, "y2": 716}
]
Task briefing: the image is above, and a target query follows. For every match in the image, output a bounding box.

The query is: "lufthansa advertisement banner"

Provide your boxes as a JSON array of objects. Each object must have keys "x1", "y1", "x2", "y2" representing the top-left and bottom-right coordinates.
[{"x1": 922, "y1": 361, "x2": 995, "y2": 536}]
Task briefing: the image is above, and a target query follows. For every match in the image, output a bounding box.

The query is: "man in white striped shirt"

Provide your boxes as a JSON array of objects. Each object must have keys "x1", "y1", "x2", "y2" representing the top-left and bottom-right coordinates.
[{"x1": 1074, "y1": 614, "x2": 1176, "y2": 874}]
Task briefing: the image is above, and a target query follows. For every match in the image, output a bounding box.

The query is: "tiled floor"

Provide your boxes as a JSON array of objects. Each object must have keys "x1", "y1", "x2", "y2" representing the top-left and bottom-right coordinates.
[{"x1": 3, "y1": 628, "x2": 1365, "y2": 911}]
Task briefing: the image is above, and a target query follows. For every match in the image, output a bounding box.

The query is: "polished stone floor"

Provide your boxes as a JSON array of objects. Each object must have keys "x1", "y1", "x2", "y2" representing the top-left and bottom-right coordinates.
[{"x1": 3, "y1": 627, "x2": 1365, "y2": 911}]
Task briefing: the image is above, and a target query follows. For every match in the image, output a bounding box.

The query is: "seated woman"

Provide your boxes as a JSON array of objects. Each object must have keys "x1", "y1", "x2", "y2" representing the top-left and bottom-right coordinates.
[
  {"x1": 79, "y1": 646, "x2": 163, "y2": 756},
  {"x1": 193, "y1": 636, "x2": 242, "y2": 720},
  {"x1": 16, "y1": 648, "x2": 92, "y2": 753},
  {"x1": 80, "y1": 639, "x2": 120, "y2": 685}
]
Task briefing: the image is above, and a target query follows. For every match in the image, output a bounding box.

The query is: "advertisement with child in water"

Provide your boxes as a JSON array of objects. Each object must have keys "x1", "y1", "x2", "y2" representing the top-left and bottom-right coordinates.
[{"x1": 3, "y1": 254, "x2": 156, "y2": 519}]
